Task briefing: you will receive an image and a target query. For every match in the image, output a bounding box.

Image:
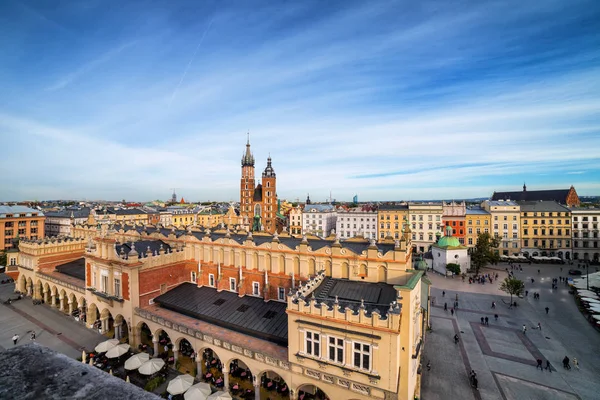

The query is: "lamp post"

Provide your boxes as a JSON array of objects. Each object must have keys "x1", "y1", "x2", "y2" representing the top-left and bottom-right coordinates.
[{"x1": 587, "y1": 261, "x2": 589, "y2": 291}]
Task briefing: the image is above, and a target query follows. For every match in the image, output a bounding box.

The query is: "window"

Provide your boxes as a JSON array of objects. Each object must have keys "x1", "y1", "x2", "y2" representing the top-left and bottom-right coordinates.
[
  {"x1": 524, "y1": 239, "x2": 529, "y2": 247},
  {"x1": 328, "y1": 336, "x2": 344, "y2": 363},
  {"x1": 229, "y1": 278, "x2": 237, "y2": 291},
  {"x1": 114, "y1": 278, "x2": 121, "y2": 298},
  {"x1": 305, "y1": 331, "x2": 320, "y2": 356},
  {"x1": 191, "y1": 271, "x2": 197, "y2": 283},
  {"x1": 468, "y1": 238, "x2": 473, "y2": 245},
  {"x1": 101, "y1": 275, "x2": 108, "y2": 293},
  {"x1": 353, "y1": 342, "x2": 371, "y2": 370},
  {"x1": 278, "y1": 287, "x2": 285, "y2": 301},
  {"x1": 209, "y1": 274, "x2": 215, "y2": 287},
  {"x1": 252, "y1": 282, "x2": 260, "y2": 296}
]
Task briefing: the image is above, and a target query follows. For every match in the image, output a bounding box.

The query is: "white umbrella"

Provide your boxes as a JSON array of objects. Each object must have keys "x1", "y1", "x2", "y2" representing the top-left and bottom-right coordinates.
[
  {"x1": 207, "y1": 392, "x2": 233, "y2": 400},
  {"x1": 138, "y1": 358, "x2": 166, "y2": 375},
  {"x1": 591, "y1": 314, "x2": 600, "y2": 321},
  {"x1": 184, "y1": 383, "x2": 212, "y2": 400},
  {"x1": 124, "y1": 352, "x2": 150, "y2": 370},
  {"x1": 167, "y1": 374, "x2": 195, "y2": 395},
  {"x1": 82, "y1": 350, "x2": 87, "y2": 364},
  {"x1": 106, "y1": 343, "x2": 131, "y2": 359},
  {"x1": 95, "y1": 339, "x2": 119, "y2": 353},
  {"x1": 126, "y1": 375, "x2": 130, "y2": 383}
]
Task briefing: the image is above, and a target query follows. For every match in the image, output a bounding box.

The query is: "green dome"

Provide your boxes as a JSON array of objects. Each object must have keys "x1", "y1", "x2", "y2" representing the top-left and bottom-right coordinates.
[
  {"x1": 415, "y1": 259, "x2": 428, "y2": 270},
  {"x1": 437, "y1": 236, "x2": 461, "y2": 247}
]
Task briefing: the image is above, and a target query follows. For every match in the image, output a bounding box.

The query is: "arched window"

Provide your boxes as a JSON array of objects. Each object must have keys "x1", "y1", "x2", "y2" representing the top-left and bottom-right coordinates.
[
  {"x1": 266, "y1": 181, "x2": 270, "y2": 188},
  {"x1": 254, "y1": 204, "x2": 261, "y2": 217}
]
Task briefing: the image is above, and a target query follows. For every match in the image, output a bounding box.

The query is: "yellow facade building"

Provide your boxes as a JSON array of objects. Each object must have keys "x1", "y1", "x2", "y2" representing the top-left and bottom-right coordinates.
[
  {"x1": 377, "y1": 205, "x2": 409, "y2": 241},
  {"x1": 465, "y1": 207, "x2": 491, "y2": 247},
  {"x1": 518, "y1": 201, "x2": 572, "y2": 260}
]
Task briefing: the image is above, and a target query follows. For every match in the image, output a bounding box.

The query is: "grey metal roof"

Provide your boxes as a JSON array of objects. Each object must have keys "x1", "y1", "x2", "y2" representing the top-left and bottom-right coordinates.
[
  {"x1": 115, "y1": 240, "x2": 171, "y2": 258},
  {"x1": 153, "y1": 283, "x2": 288, "y2": 346},
  {"x1": 310, "y1": 277, "x2": 398, "y2": 317},
  {"x1": 465, "y1": 207, "x2": 490, "y2": 215},
  {"x1": 45, "y1": 207, "x2": 91, "y2": 219},
  {"x1": 492, "y1": 188, "x2": 572, "y2": 204},
  {"x1": 379, "y1": 204, "x2": 409, "y2": 211},
  {"x1": 55, "y1": 258, "x2": 86, "y2": 281},
  {"x1": 487, "y1": 200, "x2": 519, "y2": 207},
  {"x1": 0, "y1": 205, "x2": 44, "y2": 217},
  {"x1": 106, "y1": 208, "x2": 147, "y2": 215},
  {"x1": 517, "y1": 201, "x2": 571, "y2": 213}
]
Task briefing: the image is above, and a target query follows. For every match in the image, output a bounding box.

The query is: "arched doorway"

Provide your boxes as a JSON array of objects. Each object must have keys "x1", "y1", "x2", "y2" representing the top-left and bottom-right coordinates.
[
  {"x1": 594, "y1": 253, "x2": 599, "y2": 262},
  {"x1": 77, "y1": 297, "x2": 87, "y2": 324},
  {"x1": 100, "y1": 309, "x2": 114, "y2": 338},
  {"x1": 69, "y1": 293, "x2": 78, "y2": 317},
  {"x1": 297, "y1": 384, "x2": 330, "y2": 400},
  {"x1": 33, "y1": 280, "x2": 43, "y2": 300},
  {"x1": 114, "y1": 314, "x2": 128, "y2": 343},
  {"x1": 228, "y1": 359, "x2": 255, "y2": 398},
  {"x1": 87, "y1": 303, "x2": 100, "y2": 331},
  {"x1": 59, "y1": 289, "x2": 68, "y2": 313},
  {"x1": 43, "y1": 282, "x2": 51, "y2": 304},
  {"x1": 155, "y1": 329, "x2": 174, "y2": 364},
  {"x1": 17, "y1": 274, "x2": 26, "y2": 293},
  {"x1": 51, "y1": 286, "x2": 60, "y2": 308},
  {"x1": 258, "y1": 370, "x2": 290, "y2": 399},
  {"x1": 200, "y1": 348, "x2": 223, "y2": 388},
  {"x1": 26, "y1": 277, "x2": 33, "y2": 297},
  {"x1": 136, "y1": 322, "x2": 154, "y2": 355},
  {"x1": 584, "y1": 253, "x2": 590, "y2": 261},
  {"x1": 175, "y1": 338, "x2": 195, "y2": 374}
]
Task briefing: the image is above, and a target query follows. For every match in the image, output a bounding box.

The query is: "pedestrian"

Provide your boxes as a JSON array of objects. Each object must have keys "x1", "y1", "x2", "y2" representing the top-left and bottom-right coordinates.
[
  {"x1": 442, "y1": 291, "x2": 446, "y2": 297},
  {"x1": 454, "y1": 334, "x2": 459, "y2": 344},
  {"x1": 485, "y1": 316, "x2": 489, "y2": 325},
  {"x1": 525, "y1": 290, "x2": 528, "y2": 297},
  {"x1": 537, "y1": 322, "x2": 541, "y2": 330},
  {"x1": 573, "y1": 358, "x2": 579, "y2": 370},
  {"x1": 545, "y1": 307, "x2": 549, "y2": 314},
  {"x1": 450, "y1": 308, "x2": 454, "y2": 316},
  {"x1": 426, "y1": 361, "x2": 431, "y2": 371},
  {"x1": 563, "y1": 356, "x2": 571, "y2": 370},
  {"x1": 444, "y1": 302, "x2": 448, "y2": 311},
  {"x1": 522, "y1": 325, "x2": 527, "y2": 334},
  {"x1": 12, "y1": 334, "x2": 19, "y2": 345},
  {"x1": 30, "y1": 331, "x2": 36, "y2": 341},
  {"x1": 531, "y1": 278, "x2": 535, "y2": 283},
  {"x1": 545, "y1": 360, "x2": 552, "y2": 372},
  {"x1": 494, "y1": 314, "x2": 498, "y2": 321},
  {"x1": 491, "y1": 301, "x2": 496, "y2": 309},
  {"x1": 481, "y1": 317, "x2": 485, "y2": 325},
  {"x1": 536, "y1": 359, "x2": 543, "y2": 370}
]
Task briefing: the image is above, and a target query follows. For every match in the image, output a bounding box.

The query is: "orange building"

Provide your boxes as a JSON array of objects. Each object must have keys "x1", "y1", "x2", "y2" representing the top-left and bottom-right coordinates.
[
  {"x1": 0, "y1": 206, "x2": 45, "y2": 251},
  {"x1": 442, "y1": 201, "x2": 466, "y2": 245},
  {"x1": 239, "y1": 137, "x2": 278, "y2": 233}
]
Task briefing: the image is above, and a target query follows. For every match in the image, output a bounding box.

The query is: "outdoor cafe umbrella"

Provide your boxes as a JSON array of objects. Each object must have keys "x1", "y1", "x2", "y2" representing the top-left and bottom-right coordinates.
[
  {"x1": 184, "y1": 382, "x2": 212, "y2": 400},
  {"x1": 167, "y1": 374, "x2": 195, "y2": 395},
  {"x1": 207, "y1": 392, "x2": 233, "y2": 400},
  {"x1": 138, "y1": 358, "x2": 165, "y2": 375},
  {"x1": 124, "y1": 352, "x2": 150, "y2": 371},
  {"x1": 106, "y1": 343, "x2": 131, "y2": 359},
  {"x1": 89, "y1": 358, "x2": 94, "y2": 366},
  {"x1": 95, "y1": 339, "x2": 119, "y2": 353}
]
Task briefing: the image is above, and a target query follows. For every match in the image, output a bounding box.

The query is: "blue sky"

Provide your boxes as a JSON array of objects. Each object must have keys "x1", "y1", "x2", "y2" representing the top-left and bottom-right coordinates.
[{"x1": 1, "y1": 0, "x2": 600, "y2": 202}]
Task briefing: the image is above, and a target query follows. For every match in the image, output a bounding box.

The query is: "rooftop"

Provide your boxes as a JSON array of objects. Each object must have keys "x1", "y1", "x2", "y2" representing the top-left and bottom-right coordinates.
[
  {"x1": 491, "y1": 187, "x2": 573, "y2": 203},
  {"x1": 304, "y1": 205, "x2": 335, "y2": 213},
  {"x1": 517, "y1": 200, "x2": 571, "y2": 213},
  {"x1": 106, "y1": 208, "x2": 147, "y2": 216},
  {"x1": 153, "y1": 283, "x2": 289, "y2": 346},
  {"x1": 115, "y1": 240, "x2": 171, "y2": 258},
  {"x1": 309, "y1": 277, "x2": 399, "y2": 317},
  {"x1": 466, "y1": 207, "x2": 490, "y2": 215},
  {"x1": 0, "y1": 205, "x2": 44, "y2": 218},
  {"x1": 55, "y1": 258, "x2": 86, "y2": 281},
  {"x1": 45, "y1": 208, "x2": 91, "y2": 219},
  {"x1": 487, "y1": 200, "x2": 520, "y2": 207},
  {"x1": 0, "y1": 344, "x2": 160, "y2": 400}
]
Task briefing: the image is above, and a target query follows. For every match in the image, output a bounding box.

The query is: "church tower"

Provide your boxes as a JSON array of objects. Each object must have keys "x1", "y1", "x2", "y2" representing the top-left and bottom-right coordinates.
[
  {"x1": 261, "y1": 155, "x2": 277, "y2": 233},
  {"x1": 240, "y1": 135, "x2": 255, "y2": 228}
]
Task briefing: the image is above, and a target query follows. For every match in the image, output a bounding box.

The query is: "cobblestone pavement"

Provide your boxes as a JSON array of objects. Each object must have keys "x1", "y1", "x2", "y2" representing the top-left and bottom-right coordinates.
[
  {"x1": 421, "y1": 263, "x2": 600, "y2": 400},
  {"x1": 0, "y1": 274, "x2": 105, "y2": 358}
]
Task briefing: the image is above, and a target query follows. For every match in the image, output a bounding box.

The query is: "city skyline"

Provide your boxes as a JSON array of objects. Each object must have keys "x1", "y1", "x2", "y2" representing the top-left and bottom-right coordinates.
[{"x1": 1, "y1": 0, "x2": 600, "y2": 201}]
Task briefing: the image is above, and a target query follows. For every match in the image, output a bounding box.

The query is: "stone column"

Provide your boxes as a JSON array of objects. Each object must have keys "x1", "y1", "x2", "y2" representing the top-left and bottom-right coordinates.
[
  {"x1": 153, "y1": 338, "x2": 159, "y2": 358},
  {"x1": 196, "y1": 356, "x2": 202, "y2": 379},
  {"x1": 101, "y1": 317, "x2": 109, "y2": 334},
  {"x1": 173, "y1": 348, "x2": 179, "y2": 363},
  {"x1": 290, "y1": 389, "x2": 298, "y2": 400},
  {"x1": 68, "y1": 301, "x2": 74, "y2": 315},
  {"x1": 51, "y1": 294, "x2": 57, "y2": 308},
  {"x1": 223, "y1": 368, "x2": 229, "y2": 392},
  {"x1": 114, "y1": 323, "x2": 121, "y2": 340},
  {"x1": 254, "y1": 384, "x2": 261, "y2": 400}
]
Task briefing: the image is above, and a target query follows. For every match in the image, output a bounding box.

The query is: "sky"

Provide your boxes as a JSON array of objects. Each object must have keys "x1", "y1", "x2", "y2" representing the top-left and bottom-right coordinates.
[{"x1": 1, "y1": 0, "x2": 600, "y2": 203}]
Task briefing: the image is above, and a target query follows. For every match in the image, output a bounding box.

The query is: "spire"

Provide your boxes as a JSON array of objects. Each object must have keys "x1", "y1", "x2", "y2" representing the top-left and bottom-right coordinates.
[
  {"x1": 262, "y1": 154, "x2": 276, "y2": 178},
  {"x1": 241, "y1": 133, "x2": 255, "y2": 167},
  {"x1": 523, "y1": 182, "x2": 527, "y2": 192}
]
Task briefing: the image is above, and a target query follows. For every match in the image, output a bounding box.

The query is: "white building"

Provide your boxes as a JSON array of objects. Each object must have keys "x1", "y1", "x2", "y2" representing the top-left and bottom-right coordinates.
[
  {"x1": 336, "y1": 208, "x2": 378, "y2": 240},
  {"x1": 571, "y1": 208, "x2": 600, "y2": 262},
  {"x1": 302, "y1": 205, "x2": 337, "y2": 238},
  {"x1": 44, "y1": 208, "x2": 91, "y2": 237},
  {"x1": 431, "y1": 226, "x2": 470, "y2": 275},
  {"x1": 289, "y1": 206, "x2": 303, "y2": 235},
  {"x1": 408, "y1": 203, "x2": 443, "y2": 253},
  {"x1": 482, "y1": 200, "x2": 521, "y2": 255}
]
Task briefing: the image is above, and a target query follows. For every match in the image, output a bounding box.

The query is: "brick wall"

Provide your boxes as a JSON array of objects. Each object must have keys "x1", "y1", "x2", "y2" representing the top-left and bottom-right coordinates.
[
  {"x1": 139, "y1": 260, "x2": 196, "y2": 307},
  {"x1": 122, "y1": 272, "x2": 130, "y2": 301},
  {"x1": 38, "y1": 250, "x2": 85, "y2": 272},
  {"x1": 86, "y1": 263, "x2": 92, "y2": 286}
]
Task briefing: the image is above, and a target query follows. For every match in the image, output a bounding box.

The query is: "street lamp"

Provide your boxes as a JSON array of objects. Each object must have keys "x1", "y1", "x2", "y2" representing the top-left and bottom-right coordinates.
[{"x1": 587, "y1": 261, "x2": 590, "y2": 290}]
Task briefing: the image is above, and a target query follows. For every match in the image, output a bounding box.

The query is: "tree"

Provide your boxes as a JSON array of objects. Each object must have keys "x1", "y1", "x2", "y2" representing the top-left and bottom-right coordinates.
[
  {"x1": 446, "y1": 263, "x2": 461, "y2": 275},
  {"x1": 470, "y1": 232, "x2": 501, "y2": 275},
  {"x1": 499, "y1": 277, "x2": 524, "y2": 304}
]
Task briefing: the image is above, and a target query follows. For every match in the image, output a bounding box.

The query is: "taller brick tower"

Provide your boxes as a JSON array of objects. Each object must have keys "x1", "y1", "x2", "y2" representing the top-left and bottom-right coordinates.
[{"x1": 240, "y1": 135, "x2": 256, "y2": 228}]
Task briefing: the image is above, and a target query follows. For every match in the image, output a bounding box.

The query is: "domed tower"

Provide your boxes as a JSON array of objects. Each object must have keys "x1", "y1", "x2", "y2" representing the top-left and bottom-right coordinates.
[
  {"x1": 261, "y1": 155, "x2": 277, "y2": 233},
  {"x1": 240, "y1": 135, "x2": 256, "y2": 227}
]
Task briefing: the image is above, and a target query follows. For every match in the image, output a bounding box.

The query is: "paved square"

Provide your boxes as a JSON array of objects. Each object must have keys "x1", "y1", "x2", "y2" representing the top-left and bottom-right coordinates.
[
  {"x1": 493, "y1": 372, "x2": 580, "y2": 400},
  {"x1": 482, "y1": 328, "x2": 531, "y2": 361}
]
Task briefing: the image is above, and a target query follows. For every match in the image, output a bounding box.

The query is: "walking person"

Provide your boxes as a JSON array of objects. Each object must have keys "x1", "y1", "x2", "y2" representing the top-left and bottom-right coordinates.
[
  {"x1": 536, "y1": 359, "x2": 543, "y2": 371},
  {"x1": 12, "y1": 334, "x2": 19, "y2": 345},
  {"x1": 485, "y1": 316, "x2": 489, "y2": 325},
  {"x1": 481, "y1": 317, "x2": 485, "y2": 325},
  {"x1": 522, "y1": 325, "x2": 527, "y2": 334},
  {"x1": 537, "y1": 322, "x2": 541, "y2": 330},
  {"x1": 563, "y1": 356, "x2": 571, "y2": 370},
  {"x1": 426, "y1": 361, "x2": 431, "y2": 371},
  {"x1": 454, "y1": 334, "x2": 459, "y2": 344},
  {"x1": 545, "y1": 360, "x2": 552, "y2": 372},
  {"x1": 573, "y1": 358, "x2": 579, "y2": 371},
  {"x1": 444, "y1": 302, "x2": 448, "y2": 311},
  {"x1": 442, "y1": 291, "x2": 445, "y2": 297},
  {"x1": 491, "y1": 301, "x2": 496, "y2": 309},
  {"x1": 545, "y1": 307, "x2": 549, "y2": 314},
  {"x1": 30, "y1": 331, "x2": 36, "y2": 341},
  {"x1": 450, "y1": 308, "x2": 454, "y2": 316},
  {"x1": 494, "y1": 314, "x2": 498, "y2": 321}
]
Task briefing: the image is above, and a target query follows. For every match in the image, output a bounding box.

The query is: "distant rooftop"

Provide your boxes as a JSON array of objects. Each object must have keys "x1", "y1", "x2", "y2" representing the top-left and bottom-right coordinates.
[
  {"x1": 45, "y1": 207, "x2": 91, "y2": 219},
  {"x1": 486, "y1": 200, "x2": 519, "y2": 207},
  {"x1": 304, "y1": 204, "x2": 335, "y2": 213},
  {"x1": 0, "y1": 344, "x2": 160, "y2": 400},
  {"x1": 517, "y1": 200, "x2": 571, "y2": 213},
  {"x1": 0, "y1": 205, "x2": 44, "y2": 218},
  {"x1": 379, "y1": 204, "x2": 409, "y2": 211},
  {"x1": 466, "y1": 207, "x2": 490, "y2": 215}
]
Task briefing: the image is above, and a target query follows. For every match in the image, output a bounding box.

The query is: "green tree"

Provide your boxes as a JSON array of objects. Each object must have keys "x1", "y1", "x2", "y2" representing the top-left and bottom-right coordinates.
[
  {"x1": 446, "y1": 263, "x2": 461, "y2": 275},
  {"x1": 470, "y1": 232, "x2": 500, "y2": 275},
  {"x1": 499, "y1": 276, "x2": 524, "y2": 304}
]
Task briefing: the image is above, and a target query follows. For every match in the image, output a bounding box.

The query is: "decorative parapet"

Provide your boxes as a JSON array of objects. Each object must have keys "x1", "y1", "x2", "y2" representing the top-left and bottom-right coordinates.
[
  {"x1": 37, "y1": 272, "x2": 86, "y2": 294},
  {"x1": 135, "y1": 307, "x2": 290, "y2": 371},
  {"x1": 18, "y1": 236, "x2": 87, "y2": 256}
]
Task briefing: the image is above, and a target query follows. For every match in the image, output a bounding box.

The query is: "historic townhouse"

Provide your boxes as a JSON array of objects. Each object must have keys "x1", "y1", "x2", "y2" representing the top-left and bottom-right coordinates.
[
  {"x1": 518, "y1": 201, "x2": 572, "y2": 260},
  {"x1": 464, "y1": 207, "x2": 491, "y2": 248},
  {"x1": 289, "y1": 206, "x2": 303, "y2": 236},
  {"x1": 0, "y1": 205, "x2": 45, "y2": 251},
  {"x1": 377, "y1": 204, "x2": 409, "y2": 242},
  {"x1": 336, "y1": 208, "x2": 378, "y2": 240},
  {"x1": 407, "y1": 203, "x2": 443, "y2": 253},
  {"x1": 302, "y1": 205, "x2": 337, "y2": 238},
  {"x1": 441, "y1": 201, "x2": 466, "y2": 245},
  {"x1": 571, "y1": 208, "x2": 600, "y2": 262},
  {"x1": 45, "y1": 208, "x2": 91, "y2": 237},
  {"x1": 14, "y1": 221, "x2": 426, "y2": 400},
  {"x1": 481, "y1": 200, "x2": 521, "y2": 256}
]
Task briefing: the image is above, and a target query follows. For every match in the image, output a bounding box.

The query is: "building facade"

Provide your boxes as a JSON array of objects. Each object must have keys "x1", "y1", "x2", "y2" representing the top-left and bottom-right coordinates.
[
  {"x1": 289, "y1": 207, "x2": 303, "y2": 236},
  {"x1": 0, "y1": 206, "x2": 45, "y2": 251},
  {"x1": 240, "y1": 138, "x2": 278, "y2": 234},
  {"x1": 377, "y1": 205, "x2": 409, "y2": 242},
  {"x1": 302, "y1": 205, "x2": 337, "y2": 238},
  {"x1": 441, "y1": 201, "x2": 466, "y2": 245},
  {"x1": 336, "y1": 208, "x2": 378, "y2": 240},
  {"x1": 518, "y1": 201, "x2": 572, "y2": 259},
  {"x1": 15, "y1": 222, "x2": 426, "y2": 400},
  {"x1": 431, "y1": 226, "x2": 470, "y2": 275},
  {"x1": 45, "y1": 208, "x2": 91, "y2": 237},
  {"x1": 408, "y1": 203, "x2": 443, "y2": 253},
  {"x1": 571, "y1": 208, "x2": 600, "y2": 262},
  {"x1": 481, "y1": 200, "x2": 521, "y2": 256},
  {"x1": 465, "y1": 207, "x2": 491, "y2": 248}
]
